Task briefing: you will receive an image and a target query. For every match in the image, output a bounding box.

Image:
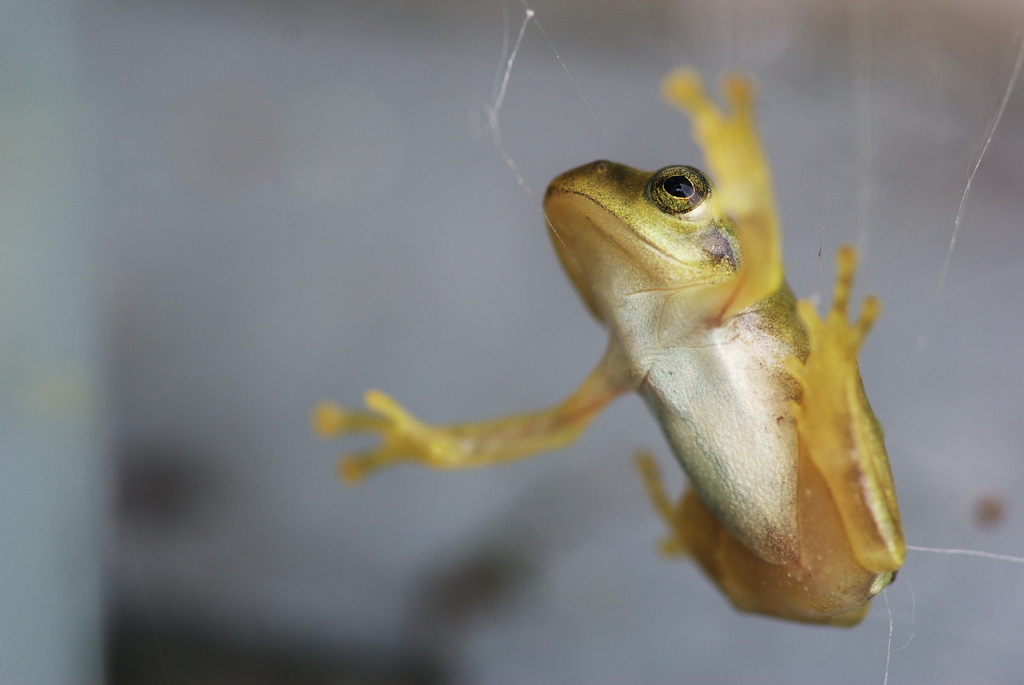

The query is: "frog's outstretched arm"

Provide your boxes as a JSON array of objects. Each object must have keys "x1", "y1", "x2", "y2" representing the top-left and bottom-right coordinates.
[
  {"x1": 661, "y1": 68, "x2": 783, "y2": 322},
  {"x1": 314, "y1": 344, "x2": 633, "y2": 484}
]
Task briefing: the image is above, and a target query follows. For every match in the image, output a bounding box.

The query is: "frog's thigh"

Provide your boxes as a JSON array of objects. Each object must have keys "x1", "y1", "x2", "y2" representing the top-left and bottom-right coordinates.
[{"x1": 675, "y1": 448, "x2": 886, "y2": 626}]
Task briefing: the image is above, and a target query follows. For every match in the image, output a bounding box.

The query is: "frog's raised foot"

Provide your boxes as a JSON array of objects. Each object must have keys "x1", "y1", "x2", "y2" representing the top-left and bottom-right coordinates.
[{"x1": 661, "y1": 68, "x2": 782, "y2": 322}]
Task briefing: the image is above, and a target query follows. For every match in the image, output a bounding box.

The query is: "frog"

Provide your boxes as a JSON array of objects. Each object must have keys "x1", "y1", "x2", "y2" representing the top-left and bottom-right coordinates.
[{"x1": 314, "y1": 67, "x2": 905, "y2": 626}]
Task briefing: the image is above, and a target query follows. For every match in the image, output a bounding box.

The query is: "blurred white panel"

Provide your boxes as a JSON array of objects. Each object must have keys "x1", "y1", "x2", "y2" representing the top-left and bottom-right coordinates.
[{"x1": 0, "y1": 1, "x2": 105, "y2": 683}]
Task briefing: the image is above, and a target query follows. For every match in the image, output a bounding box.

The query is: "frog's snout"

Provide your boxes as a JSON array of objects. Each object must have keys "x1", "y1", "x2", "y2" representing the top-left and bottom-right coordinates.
[
  {"x1": 545, "y1": 160, "x2": 610, "y2": 200},
  {"x1": 545, "y1": 159, "x2": 648, "y2": 204}
]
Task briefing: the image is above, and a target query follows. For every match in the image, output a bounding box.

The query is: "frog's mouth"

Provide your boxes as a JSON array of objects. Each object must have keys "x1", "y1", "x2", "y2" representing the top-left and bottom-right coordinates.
[
  {"x1": 544, "y1": 185, "x2": 727, "y2": 286},
  {"x1": 552, "y1": 195, "x2": 689, "y2": 267},
  {"x1": 543, "y1": 191, "x2": 729, "y2": 325},
  {"x1": 544, "y1": 160, "x2": 736, "y2": 278},
  {"x1": 545, "y1": 165, "x2": 674, "y2": 266}
]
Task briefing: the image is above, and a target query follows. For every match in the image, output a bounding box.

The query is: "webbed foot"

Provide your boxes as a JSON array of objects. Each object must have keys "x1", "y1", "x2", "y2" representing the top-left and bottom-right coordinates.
[
  {"x1": 313, "y1": 391, "x2": 463, "y2": 485},
  {"x1": 661, "y1": 67, "x2": 783, "y2": 320},
  {"x1": 785, "y1": 245, "x2": 880, "y2": 425}
]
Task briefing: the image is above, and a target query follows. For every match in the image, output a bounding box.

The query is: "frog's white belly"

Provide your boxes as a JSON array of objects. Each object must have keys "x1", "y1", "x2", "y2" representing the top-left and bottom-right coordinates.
[{"x1": 635, "y1": 317, "x2": 800, "y2": 565}]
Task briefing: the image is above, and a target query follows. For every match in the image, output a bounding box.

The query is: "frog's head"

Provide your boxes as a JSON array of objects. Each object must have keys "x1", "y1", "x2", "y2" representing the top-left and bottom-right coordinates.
[{"x1": 543, "y1": 160, "x2": 739, "y2": 323}]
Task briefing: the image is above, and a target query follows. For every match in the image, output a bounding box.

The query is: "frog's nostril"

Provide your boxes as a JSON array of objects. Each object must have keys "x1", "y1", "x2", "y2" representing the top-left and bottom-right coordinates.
[{"x1": 594, "y1": 160, "x2": 608, "y2": 172}]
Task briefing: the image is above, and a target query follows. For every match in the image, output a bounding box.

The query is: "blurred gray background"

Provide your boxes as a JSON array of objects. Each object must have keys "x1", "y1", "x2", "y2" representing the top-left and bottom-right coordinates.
[{"x1": 4, "y1": 0, "x2": 1024, "y2": 682}]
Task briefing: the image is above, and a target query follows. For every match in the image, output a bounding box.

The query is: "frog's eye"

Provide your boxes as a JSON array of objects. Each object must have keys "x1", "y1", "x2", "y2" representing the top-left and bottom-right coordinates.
[{"x1": 647, "y1": 165, "x2": 712, "y2": 215}]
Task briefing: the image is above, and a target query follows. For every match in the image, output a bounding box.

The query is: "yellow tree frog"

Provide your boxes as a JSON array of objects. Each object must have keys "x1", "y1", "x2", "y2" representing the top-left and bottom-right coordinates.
[{"x1": 314, "y1": 68, "x2": 905, "y2": 626}]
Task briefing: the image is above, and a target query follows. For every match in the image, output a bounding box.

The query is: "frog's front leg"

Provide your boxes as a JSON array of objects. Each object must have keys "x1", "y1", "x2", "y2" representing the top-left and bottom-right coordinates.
[
  {"x1": 314, "y1": 345, "x2": 632, "y2": 484},
  {"x1": 661, "y1": 68, "x2": 783, "y2": 322}
]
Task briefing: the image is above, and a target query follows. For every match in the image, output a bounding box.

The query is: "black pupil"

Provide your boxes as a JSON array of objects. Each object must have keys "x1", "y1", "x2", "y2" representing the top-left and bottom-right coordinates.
[{"x1": 664, "y1": 175, "x2": 695, "y2": 199}]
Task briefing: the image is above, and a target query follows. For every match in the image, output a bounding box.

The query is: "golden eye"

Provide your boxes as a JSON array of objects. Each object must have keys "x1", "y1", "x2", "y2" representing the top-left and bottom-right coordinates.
[
  {"x1": 663, "y1": 175, "x2": 695, "y2": 198},
  {"x1": 647, "y1": 165, "x2": 712, "y2": 214}
]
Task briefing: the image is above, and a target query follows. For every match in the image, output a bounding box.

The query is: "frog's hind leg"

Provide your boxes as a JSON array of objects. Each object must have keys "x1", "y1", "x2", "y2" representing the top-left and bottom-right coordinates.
[
  {"x1": 635, "y1": 452, "x2": 688, "y2": 557},
  {"x1": 635, "y1": 450, "x2": 877, "y2": 626},
  {"x1": 661, "y1": 68, "x2": 783, "y2": 322},
  {"x1": 786, "y1": 245, "x2": 905, "y2": 574}
]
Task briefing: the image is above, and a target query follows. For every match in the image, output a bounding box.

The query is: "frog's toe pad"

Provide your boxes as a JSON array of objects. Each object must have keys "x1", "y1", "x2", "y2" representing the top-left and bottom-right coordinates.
[{"x1": 313, "y1": 401, "x2": 350, "y2": 438}]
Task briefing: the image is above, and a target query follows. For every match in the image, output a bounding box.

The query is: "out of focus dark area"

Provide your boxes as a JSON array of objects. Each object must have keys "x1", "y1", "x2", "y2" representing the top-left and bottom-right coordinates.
[
  {"x1": 108, "y1": 612, "x2": 445, "y2": 685},
  {"x1": 4, "y1": 0, "x2": 1024, "y2": 682}
]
